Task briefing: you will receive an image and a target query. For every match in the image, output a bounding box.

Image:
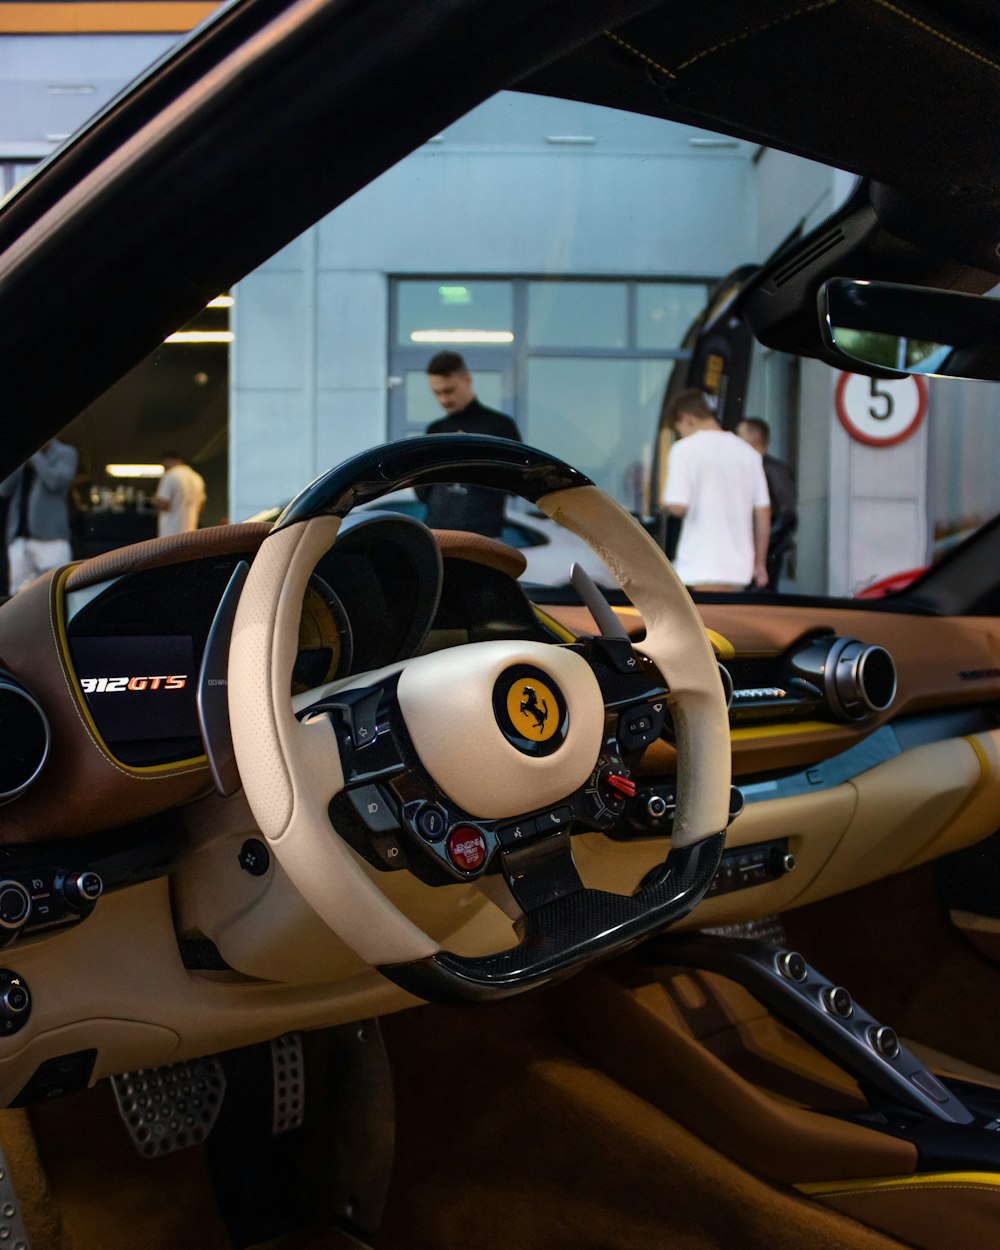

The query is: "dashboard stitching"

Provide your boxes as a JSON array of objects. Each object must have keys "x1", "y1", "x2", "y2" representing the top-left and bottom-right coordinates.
[{"x1": 47, "y1": 567, "x2": 210, "y2": 782}]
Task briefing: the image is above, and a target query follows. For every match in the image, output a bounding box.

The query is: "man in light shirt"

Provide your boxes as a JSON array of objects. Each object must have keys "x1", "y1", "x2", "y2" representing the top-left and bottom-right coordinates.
[
  {"x1": 153, "y1": 451, "x2": 206, "y2": 537},
  {"x1": 661, "y1": 389, "x2": 770, "y2": 591}
]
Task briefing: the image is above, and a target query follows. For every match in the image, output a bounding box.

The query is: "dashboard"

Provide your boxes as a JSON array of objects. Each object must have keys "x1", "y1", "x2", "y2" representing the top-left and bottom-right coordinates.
[{"x1": 0, "y1": 514, "x2": 993, "y2": 1103}]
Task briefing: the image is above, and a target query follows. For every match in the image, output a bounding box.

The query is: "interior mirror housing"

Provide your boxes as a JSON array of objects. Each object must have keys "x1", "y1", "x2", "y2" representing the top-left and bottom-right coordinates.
[{"x1": 820, "y1": 278, "x2": 1000, "y2": 381}]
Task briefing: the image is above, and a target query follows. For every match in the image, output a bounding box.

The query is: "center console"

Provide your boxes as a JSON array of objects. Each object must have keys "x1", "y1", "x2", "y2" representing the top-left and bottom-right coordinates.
[{"x1": 555, "y1": 931, "x2": 1000, "y2": 1250}]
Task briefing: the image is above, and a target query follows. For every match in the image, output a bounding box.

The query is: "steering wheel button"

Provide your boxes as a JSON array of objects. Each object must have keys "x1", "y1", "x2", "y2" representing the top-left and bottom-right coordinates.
[
  {"x1": 446, "y1": 826, "x2": 488, "y2": 873},
  {"x1": 347, "y1": 785, "x2": 400, "y2": 833},
  {"x1": 498, "y1": 820, "x2": 538, "y2": 847},
  {"x1": 539, "y1": 806, "x2": 573, "y2": 831},
  {"x1": 415, "y1": 805, "x2": 447, "y2": 842}
]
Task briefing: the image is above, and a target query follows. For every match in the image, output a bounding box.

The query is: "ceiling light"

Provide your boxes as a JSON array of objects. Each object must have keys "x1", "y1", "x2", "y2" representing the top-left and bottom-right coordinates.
[
  {"x1": 106, "y1": 464, "x2": 165, "y2": 479},
  {"x1": 207, "y1": 296, "x2": 233, "y2": 308},
  {"x1": 164, "y1": 331, "x2": 234, "y2": 344},
  {"x1": 546, "y1": 135, "x2": 596, "y2": 145},
  {"x1": 689, "y1": 137, "x2": 740, "y2": 148},
  {"x1": 410, "y1": 330, "x2": 514, "y2": 344}
]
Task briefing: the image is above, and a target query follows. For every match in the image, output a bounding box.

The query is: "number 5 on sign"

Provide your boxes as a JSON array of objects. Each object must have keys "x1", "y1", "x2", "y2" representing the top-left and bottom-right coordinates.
[{"x1": 835, "y1": 372, "x2": 927, "y2": 446}]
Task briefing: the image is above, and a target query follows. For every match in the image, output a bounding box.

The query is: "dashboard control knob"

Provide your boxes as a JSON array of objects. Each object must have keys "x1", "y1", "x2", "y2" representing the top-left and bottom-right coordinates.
[
  {"x1": 0, "y1": 982, "x2": 29, "y2": 1017},
  {"x1": 776, "y1": 950, "x2": 807, "y2": 982},
  {"x1": 869, "y1": 1025, "x2": 900, "y2": 1059},
  {"x1": 0, "y1": 881, "x2": 30, "y2": 932},
  {"x1": 601, "y1": 773, "x2": 636, "y2": 801},
  {"x1": 728, "y1": 786, "x2": 746, "y2": 821},
  {"x1": 646, "y1": 794, "x2": 670, "y2": 820},
  {"x1": 61, "y1": 871, "x2": 103, "y2": 909},
  {"x1": 770, "y1": 848, "x2": 797, "y2": 875},
  {"x1": 822, "y1": 985, "x2": 854, "y2": 1018},
  {"x1": 0, "y1": 971, "x2": 30, "y2": 1031}
]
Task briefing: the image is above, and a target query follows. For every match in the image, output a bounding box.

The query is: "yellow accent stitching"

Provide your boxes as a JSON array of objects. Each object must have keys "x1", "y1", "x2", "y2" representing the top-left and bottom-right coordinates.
[
  {"x1": 798, "y1": 1169, "x2": 1000, "y2": 1196},
  {"x1": 871, "y1": 0, "x2": 1000, "y2": 74},
  {"x1": 676, "y1": 0, "x2": 838, "y2": 72},
  {"x1": 602, "y1": 30, "x2": 677, "y2": 80}
]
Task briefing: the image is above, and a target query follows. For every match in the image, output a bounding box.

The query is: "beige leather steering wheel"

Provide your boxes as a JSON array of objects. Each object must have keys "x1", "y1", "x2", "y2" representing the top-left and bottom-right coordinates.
[{"x1": 227, "y1": 437, "x2": 730, "y2": 999}]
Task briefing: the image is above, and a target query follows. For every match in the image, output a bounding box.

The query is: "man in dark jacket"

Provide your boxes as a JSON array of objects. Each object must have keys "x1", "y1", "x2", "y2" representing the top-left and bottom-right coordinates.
[
  {"x1": 421, "y1": 351, "x2": 521, "y2": 538},
  {"x1": 737, "y1": 417, "x2": 798, "y2": 590},
  {"x1": 0, "y1": 439, "x2": 78, "y2": 592}
]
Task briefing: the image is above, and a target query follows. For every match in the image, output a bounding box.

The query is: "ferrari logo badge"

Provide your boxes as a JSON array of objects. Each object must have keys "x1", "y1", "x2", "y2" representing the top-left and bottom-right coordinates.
[
  {"x1": 507, "y1": 678, "x2": 559, "y2": 742},
  {"x1": 493, "y1": 666, "x2": 568, "y2": 756}
]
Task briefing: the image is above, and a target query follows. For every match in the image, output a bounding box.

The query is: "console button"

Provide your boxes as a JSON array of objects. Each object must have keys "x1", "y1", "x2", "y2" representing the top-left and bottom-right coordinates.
[
  {"x1": 822, "y1": 986, "x2": 854, "y2": 1019},
  {"x1": 536, "y1": 806, "x2": 573, "y2": 833},
  {"x1": 348, "y1": 785, "x2": 400, "y2": 833},
  {"x1": 776, "y1": 951, "x2": 807, "y2": 982},
  {"x1": 910, "y1": 1069, "x2": 950, "y2": 1103},
  {"x1": 446, "y1": 826, "x2": 488, "y2": 873},
  {"x1": 415, "y1": 805, "x2": 447, "y2": 842},
  {"x1": 869, "y1": 1025, "x2": 900, "y2": 1059}
]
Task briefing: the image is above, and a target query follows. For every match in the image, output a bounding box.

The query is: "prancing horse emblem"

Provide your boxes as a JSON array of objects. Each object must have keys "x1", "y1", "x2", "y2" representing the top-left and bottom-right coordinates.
[{"x1": 519, "y1": 685, "x2": 548, "y2": 732}]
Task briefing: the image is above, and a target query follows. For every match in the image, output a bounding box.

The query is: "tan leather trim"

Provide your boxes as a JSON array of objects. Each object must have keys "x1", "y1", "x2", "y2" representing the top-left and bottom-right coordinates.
[
  {"x1": 812, "y1": 1183, "x2": 1000, "y2": 1250},
  {"x1": 556, "y1": 963, "x2": 917, "y2": 1184},
  {"x1": 538, "y1": 598, "x2": 1000, "y2": 776},
  {"x1": 432, "y1": 529, "x2": 527, "y2": 579},
  {"x1": 64, "y1": 522, "x2": 273, "y2": 590},
  {"x1": 699, "y1": 603, "x2": 1000, "y2": 717},
  {"x1": 537, "y1": 485, "x2": 730, "y2": 845},
  {"x1": 0, "y1": 875, "x2": 421, "y2": 1105}
]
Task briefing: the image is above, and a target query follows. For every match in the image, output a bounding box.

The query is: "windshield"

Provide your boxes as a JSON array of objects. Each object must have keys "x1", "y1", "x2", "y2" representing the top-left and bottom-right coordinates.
[{"x1": 6, "y1": 84, "x2": 997, "y2": 598}]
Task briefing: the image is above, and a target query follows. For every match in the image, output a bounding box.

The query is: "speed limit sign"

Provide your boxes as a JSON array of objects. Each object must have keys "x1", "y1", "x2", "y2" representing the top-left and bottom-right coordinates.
[{"x1": 835, "y1": 373, "x2": 927, "y2": 446}]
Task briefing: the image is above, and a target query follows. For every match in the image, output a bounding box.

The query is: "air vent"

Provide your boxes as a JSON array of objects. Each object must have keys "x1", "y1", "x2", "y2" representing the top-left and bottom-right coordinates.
[
  {"x1": 0, "y1": 681, "x2": 49, "y2": 802},
  {"x1": 772, "y1": 227, "x2": 845, "y2": 288}
]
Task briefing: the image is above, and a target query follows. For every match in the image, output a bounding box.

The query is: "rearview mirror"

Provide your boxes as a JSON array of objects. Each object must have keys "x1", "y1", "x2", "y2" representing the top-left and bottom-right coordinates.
[{"x1": 820, "y1": 278, "x2": 1000, "y2": 381}]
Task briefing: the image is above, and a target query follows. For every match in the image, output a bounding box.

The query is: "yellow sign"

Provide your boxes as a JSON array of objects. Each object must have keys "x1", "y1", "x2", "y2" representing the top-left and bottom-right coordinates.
[{"x1": 505, "y1": 678, "x2": 560, "y2": 742}]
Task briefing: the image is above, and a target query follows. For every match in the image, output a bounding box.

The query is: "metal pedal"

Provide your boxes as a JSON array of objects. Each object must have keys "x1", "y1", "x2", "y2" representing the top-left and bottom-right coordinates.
[
  {"x1": 112, "y1": 1056, "x2": 226, "y2": 1158},
  {"x1": 270, "y1": 1032, "x2": 304, "y2": 1135},
  {"x1": 0, "y1": 1141, "x2": 32, "y2": 1249}
]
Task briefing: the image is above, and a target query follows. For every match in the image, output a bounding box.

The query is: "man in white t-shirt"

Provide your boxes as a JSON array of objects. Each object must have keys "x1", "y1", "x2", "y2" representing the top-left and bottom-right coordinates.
[
  {"x1": 153, "y1": 452, "x2": 206, "y2": 538},
  {"x1": 661, "y1": 389, "x2": 771, "y2": 590}
]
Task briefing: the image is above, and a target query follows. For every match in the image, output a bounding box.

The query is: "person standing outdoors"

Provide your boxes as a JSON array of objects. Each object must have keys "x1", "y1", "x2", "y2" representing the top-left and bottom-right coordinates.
[
  {"x1": 422, "y1": 351, "x2": 521, "y2": 538},
  {"x1": 0, "y1": 438, "x2": 79, "y2": 592},
  {"x1": 737, "y1": 416, "x2": 798, "y2": 591},
  {"x1": 153, "y1": 451, "x2": 206, "y2": 537},
  {"x1": 661, "y1": 389, "x2": 770, "y2": 591}
]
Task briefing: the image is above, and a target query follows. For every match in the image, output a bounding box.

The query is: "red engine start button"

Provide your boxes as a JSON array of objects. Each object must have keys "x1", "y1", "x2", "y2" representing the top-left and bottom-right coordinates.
[{"x1": 446, "y1": 825, "x2": 488, "y2": 873}]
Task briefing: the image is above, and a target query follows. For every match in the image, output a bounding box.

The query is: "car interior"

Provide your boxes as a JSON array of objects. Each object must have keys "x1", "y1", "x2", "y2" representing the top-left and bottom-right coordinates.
[{"x1": 1, "y1": 2, "x2": 1000, "y2": 1248}]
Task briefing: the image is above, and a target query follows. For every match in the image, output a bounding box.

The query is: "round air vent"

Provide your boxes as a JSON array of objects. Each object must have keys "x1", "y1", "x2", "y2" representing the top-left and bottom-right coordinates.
[
  {"x1": 785, "y1": 635, "x2": 897, "y2": 722},
  {"x1": 827, "y1": 639, "x2": 897, "y2": 720},
  {"x1": 0, "y1": 680, "x2": 50, "y2": 802}
]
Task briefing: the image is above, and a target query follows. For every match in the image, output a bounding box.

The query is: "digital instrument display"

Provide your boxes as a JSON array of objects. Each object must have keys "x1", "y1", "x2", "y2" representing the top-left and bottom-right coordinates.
[{"x1": 71, "y1": 634, "x2": 200, "y2": 751}]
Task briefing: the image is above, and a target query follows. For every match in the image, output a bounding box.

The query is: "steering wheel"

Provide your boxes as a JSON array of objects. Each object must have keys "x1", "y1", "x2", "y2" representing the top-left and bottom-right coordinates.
[{"x1": 227, "y1": 436, "x2": 730, "y2": 1001}]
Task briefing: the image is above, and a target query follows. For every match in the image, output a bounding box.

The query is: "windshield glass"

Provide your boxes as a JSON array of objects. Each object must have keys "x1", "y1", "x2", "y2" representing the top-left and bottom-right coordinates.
[{"x1": 9, "y1": 87, "x2": 998, "y2": 598}]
